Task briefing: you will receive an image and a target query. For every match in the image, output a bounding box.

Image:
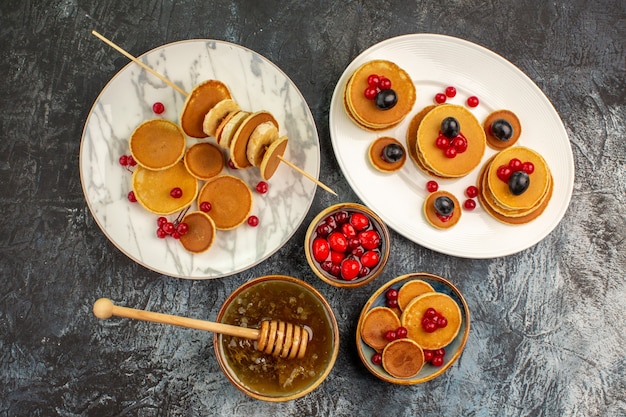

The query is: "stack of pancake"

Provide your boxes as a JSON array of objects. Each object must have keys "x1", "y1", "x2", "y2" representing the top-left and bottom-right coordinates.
[{"x1": 478, "y1": 146, "x2": 553, "y2": 224}]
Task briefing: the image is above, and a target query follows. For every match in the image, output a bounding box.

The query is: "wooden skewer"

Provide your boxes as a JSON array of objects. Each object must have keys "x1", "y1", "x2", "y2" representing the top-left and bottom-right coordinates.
[
  {"x1": 92, "y1": 30, "x2": 336, "y2": 196},
  {"x1": 93, "y1": 298, "x2": 309, "y2": 359}
]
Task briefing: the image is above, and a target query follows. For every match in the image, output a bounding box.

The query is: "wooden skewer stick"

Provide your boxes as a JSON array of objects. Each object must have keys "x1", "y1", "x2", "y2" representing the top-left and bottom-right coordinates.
[
  {"x1": 92, "y1": 30, "x2": 336, "y2": 196},
  {"x1": 277, "y1": 155, "x2": 337, "y2": 196},
  {"x1": 91, "y1": 30, "x2": 188, "y2": 97}
]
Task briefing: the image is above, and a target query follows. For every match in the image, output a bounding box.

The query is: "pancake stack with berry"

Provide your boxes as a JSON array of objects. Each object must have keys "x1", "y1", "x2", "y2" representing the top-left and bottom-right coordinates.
[
  {"x1": 344, "y1": 60, "x2": 416, "y2": 131},
  {"x1": 478, "y1": 146, "x2": 553, "y2": 224}
]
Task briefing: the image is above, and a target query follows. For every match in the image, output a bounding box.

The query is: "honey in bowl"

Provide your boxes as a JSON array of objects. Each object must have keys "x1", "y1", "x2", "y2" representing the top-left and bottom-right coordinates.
[{"x1": 215, "y1": 276, "x2": 339, "y2": 401}]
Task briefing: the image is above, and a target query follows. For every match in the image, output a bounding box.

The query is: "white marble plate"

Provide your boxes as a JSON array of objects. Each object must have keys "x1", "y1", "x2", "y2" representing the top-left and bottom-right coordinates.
[
  {"x1": 329, "y1": 34, "x2": 574, "y2": 258},
  {"x1": 80, "y1": 40, "x2": 319, "y2": 279}
]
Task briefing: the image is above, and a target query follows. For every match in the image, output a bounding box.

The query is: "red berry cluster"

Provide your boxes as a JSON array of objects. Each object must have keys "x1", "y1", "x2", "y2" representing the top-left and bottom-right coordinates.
[
  {"x1": 385, "y1": 288, "x2": 399, "y2": 308},
  {"x1": 464, "y1": 185, "x2": 478, "y2": 210},
  {"x1": 424, "y1": 348, "x2": 446, "y2": 367},
  {"x1": 436, "y1": 132, "x2": 468, "y2": 159},
  {"x1": 118, "y1": 154, "x2": 137, "y2": 171},
  {"x1": 156, "y1": 216, "x2": 189, "y2": 239},
  {"x1": 370, "y1": 325, "x2": 409, "y2": 366},
  {"x1": 496, "y1": 158, "x2": 534, "y2": 183},
  {"x1": 434, "y1": 86, "x2": 457, "y2": 104},
  {"x1": 421, "y1": 307, "x2": 448, "y2": 333},
  {"x1": 364, "y1": 74, "x2": 392, "y2": 100},
  {"x1": 311, "y1": 210, "x2": 383, "y2": 281}
]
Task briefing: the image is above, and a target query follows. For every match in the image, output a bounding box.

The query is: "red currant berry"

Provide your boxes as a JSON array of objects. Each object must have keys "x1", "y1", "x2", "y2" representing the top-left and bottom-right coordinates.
[
  {"x1": 522, "y1": 161, "x2": 535, "y2": 174},
  {"x1": 127, "y1": 191, "x2": 137, "y2": 202},
  {"x1": 385, "y1": 288, "x2": 399, "y2": 300},
  {"x1": 364, "y1": 87, "x2": 378, "y2": 100},
  {"x1": 371, "y1": 352, "x2": 383, "y2": 365},
  {"x1": 466, "y1": 185, "x2": 479, "y2": 198},
  {"x1": 162, "y1": 222, "x2": 175, "y2": 235},
  {"x1": 396, "y1": 326, "x2": 408, "y2": 338},
  {"x1": 170, "y1": 187, "x2": 183, "y2": 198},
  {"x1": 424, "y1": 308, "x2": 437, "y2": 318},
  {"x1": 438, "y1": 316, "x2": 448, "y2": 328},
  {"x1": 452, "y1": 136, "x2": 468, "y2": 153},
  {"x1": 435, "y1": 136, "x2": 450, "y2": 150},
  {"x1": 497, "y1": 165, "x2": 513, "y2": 182},
  {"x1": 255, "y1": 181, "x2": 269, "y2": 194},
  {"x1": 361, "y1": 250, "x2": 380, "y2": 268},
  {"x1": 424, "y1": 350, "x2": 434, "y2": 362},
  {"x1": 127, "y1": 155, "x2": 136, "y2": 166},
  {"x1": 467, "y1": 96, "x2": 479, "y2": 107},
  {"x1": 176, "y1": 222, "x2": 189, "y2": 235},
  {"x1": 434, "y1": 93, "x2": 447, "y2": 104},
  {"x1": 426, "y1": 180, "x2": 439, "y2": 193},
  {"x1": 227, "y1": 159, "x2": 237, "y2": 169},
  {"x1": 434, "y1": 348, "x2": 446, "y2": 357},
  {"x1": 156, "y1": 228, "x2": 168, "y2": 239},
  {"x1": 431, "y1": 355, "x2": 444, "y2": 367},
  {"x1": 387, "y1": 298, "x2": 399, "y2": 308},
  {"x1": 384, "y1": 330, "x2": 397, "y2": 342},
  {"x1": 367, "y1": 74, "x2": 380, "y2": 87},
  {"x1": 378, "y1": 76, "x2": 392, "y2": 90},
  {"x1": 157, "y1": 216, "x2": 168, "y2": 227},
  {"x1": 119, "y1": 155, "x2": 129, "y2": 166},
  {"x1": 171, "y1": 231, "x2": 181, "y2": 239},
  {"x1": 508, "y1": 158, "x2": 523, "y2": 170},
  {"x1": 464, "y1": 199, "x2": 477, "y2": 210},
  {"x1": 199, "y1": 201, "x2": 212, "y2": 212},
  {"x1": 152, "y1": 102, "x2": 165, "y2": 114},
  {"x1": 445, "y1": 86, "x2": 457, "y2": 98},
  {"x1": 247, "y1": 215, "x2": 259, "y2": 227},
  {"x1": 444, "y1": 147, "x2": 457, "y2": 158},
  {"x1": 424, "y1": 321, "x2": 438, "y2": 333}
]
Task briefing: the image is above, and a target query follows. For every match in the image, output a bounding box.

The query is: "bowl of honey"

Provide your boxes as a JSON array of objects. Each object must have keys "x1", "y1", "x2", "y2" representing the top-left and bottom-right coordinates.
[{"x1": 214, "y1": 275, "x2": 340, "y2": 401}]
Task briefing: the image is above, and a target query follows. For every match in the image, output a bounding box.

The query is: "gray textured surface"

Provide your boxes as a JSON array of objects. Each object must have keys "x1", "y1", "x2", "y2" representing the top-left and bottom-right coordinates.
[{"x1": 1, "y1": 1, "x2": 625, "y2": 416}]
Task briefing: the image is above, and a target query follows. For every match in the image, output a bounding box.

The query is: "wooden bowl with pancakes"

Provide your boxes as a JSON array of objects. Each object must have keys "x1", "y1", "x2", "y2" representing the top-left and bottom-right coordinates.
[{"x1": 356, "y1": 272, "x2": 470, "y2": 384}]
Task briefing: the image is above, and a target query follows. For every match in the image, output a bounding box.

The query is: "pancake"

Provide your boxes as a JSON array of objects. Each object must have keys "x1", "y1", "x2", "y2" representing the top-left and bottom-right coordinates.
[
  {"x1": 381, "y1": 338, "x2": 425, "y2": 379},
  {"x1": 416, "y1": 104, "x2": 486, "y2": 178},
  {"x1": 368, "y1": 137, "x2": 406, "y2": 173},
  {"x1": 486, "y1": 146, "x2": 550, "y2": 211},
  {"x1": 202, "y1": 99, "x2": 240, "y2": 137},
  {"x1": 344, "y1": 60, "x2": 416, "y2": 130},
  {"x1": 360, "y1": 306, "x2": 401, "y2": 351},
  {"x1": 217, "y1": 111, "x2": 249, "y2": 148},
  {"x1": 247, "y1": 121, "x2": 279, "y2": 167},
  {"x1": 401, "y1": 292, "x2": 462, "y2": 350},
  {"x1": 406, "y1": 105, "x2": 437, "y2": 169},
  {"x1": 132, "y1": 161, "x2": 198, "y2": 215},
  {"x1": 184, "y1": 142, "x2": 225, "y2": 180},
  {"x1": 230, "y1": 111, "x2": 278, "y2": 169},
  {"x1": 483, "y1": 110, "x2": 521, "y2": 149},
  {"x1": 423, "y1": 190, "x2": 462, "y2": 229},
  {"x1": 180, "y1": 80, "x2": 231, "y2": 138},
  {"x1": 197, "y1": 175, "x2": 252, "y2": 230},
  {"x1": 397, "y1": 280, "x2": 435, "y2": 311},
  {"x1": 129, "y1": 119, "x2": 186, "y2": 170},
  {"x1": 259, "y1": 136, "x2": 288, "y2": 180},
  {"x1": 178, "y1": 211, "x2": 216, "y2": 253}
]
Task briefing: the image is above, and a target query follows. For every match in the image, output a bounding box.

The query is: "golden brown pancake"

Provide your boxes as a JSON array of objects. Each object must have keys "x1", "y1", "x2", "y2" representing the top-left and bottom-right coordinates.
[
  {"x1": 397, "y1": 280, "x2": 435, "y2": 311},
  {"x1": 132, "y1": 161, "x2": 198, "y2": 215},
  {"x1": 417, "y1": 104, "x2": 486, "y2": 178},
  {"x1": 229, "y1": 111, "x2": 278, "y2": 169},
  {"x1": 381, "y1": 338, "x2": 425, "y2": 379},
  {"x1": 184, "y1": 142, "x2": 225, "y2": 180},
  {"x1": 423, "y1": 190, "x2": 462, "y2": 229},
  {"x1": 368, "y1": 137, "x2": 406, "y2": 172},
  {"x1": 259, "y1": 136, "x2": 288, "y2": 181},
  {"x1": 129, "y1": 119, "x2": 186, "y2": 170},
  {"x1": 360, "y1": 306, "x2": 401, "y2": 351},
  {"x1": 406, "y1": 105, "x2": 437, "y2": 169},
  {"x1": 180, "y1": 80, "x2": 231, "y2": 138},
  {"x1": 197, "y1": 175, "x2": 252, "y2": 230},
  {"x1": 483, "y1": 110, "x2": 521, "y2": 150},
  {"x1": 401, "y1": 292, "x2": 462, "y2": 350},
  {"x1": 178, "y1": 211, "x2": 216, "y2": 253},
  {"x1": 344, "y1": 60, "x2": 416, "y2": 130}
]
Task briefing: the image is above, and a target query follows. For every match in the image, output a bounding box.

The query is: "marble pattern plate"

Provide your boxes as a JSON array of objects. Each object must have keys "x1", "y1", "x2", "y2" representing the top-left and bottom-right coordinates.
[
  {"x1": 329, "y1": 34, "x2": 575, "y2": 258},
  {"x1": 80, "y1": 40, "x2": 319, "y2": 279}
]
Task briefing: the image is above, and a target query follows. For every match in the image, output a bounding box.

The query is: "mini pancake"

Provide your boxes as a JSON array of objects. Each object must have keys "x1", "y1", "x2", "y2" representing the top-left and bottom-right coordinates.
[
  {"x1": 247, "y1": 121, "x2": 279, "y2": 167},
  {"x1": 486, "y1": 146, "x2": 550, "y2": 211},
  {"x1": 342, "y1": 91, "x2": 393, "y2": 132},
  {"x1": 344, "y1": 60, "x2": 416, "y2": 130},
  {"x1": 197, "y1": 175, "x2": 252, "y2": 230},
  {"x1": 406, "y1": 105, "x2": 437, "y2": 169},
  {"x1": 417, "y1": 104, "x2": 486, "y2": 178},
  {"x1": 202, "y1": 99, "x2": 240, "y2": 137},
  {"x1": 368, "y1": 137, "x2": 406, "y2": 172},
  {"x1": 184, "y1": 142, "x2": 224, "y2": 180},
  {"x1": 483, "y1": 110, "x2": 522, "y2": 149},
  {"x1": 132, "y1": 161, "x2": 198, "y2": 215},
  {"x1": 129, "y1": 119, "x2": 186, "y2": 171},
  {"x1": 401, "y1": 292, "x2": 462, "y2": 350},
  {"x1": 259, "y1": 136, "x2": 288, "y2": 180},
  {"x1": 360, "y1": 306, "x2": 401, "y2": 351},
  {"x1": 178, "y1": 211, "x2": 216, "y2": 253},
  {"x1": 423, "y1": 190, "x2": 462, "y2": 229},
  {"x1": 180, "y1": 80, "x2": 231, "y2": 138},
  {"x1": 381, "y1": 338, "x2": 425, "y2": 379},
  {"x1": 397, "y1": 279, "x2": 435, "y2": 311},
  {"x1": 230, "y1": 111, "x2": 278, "y2": 169},
  {"x1": 217, "y1": 111, "x2": 249, "y2": 148}
]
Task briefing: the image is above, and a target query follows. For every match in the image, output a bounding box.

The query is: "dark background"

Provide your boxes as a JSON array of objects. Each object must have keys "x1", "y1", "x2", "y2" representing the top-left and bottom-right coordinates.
[{"x1": 1, "y1": 1, "x2": 625, "y2": 416}]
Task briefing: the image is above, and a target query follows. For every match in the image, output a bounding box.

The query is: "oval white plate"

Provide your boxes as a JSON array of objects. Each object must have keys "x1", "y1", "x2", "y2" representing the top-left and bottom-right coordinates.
[
  {"x1": 80, "y1": 40, "x2": 319, "y2": 279},
  {"x1": 329, "y1": 34, "x2": 574, "y2": 258}
]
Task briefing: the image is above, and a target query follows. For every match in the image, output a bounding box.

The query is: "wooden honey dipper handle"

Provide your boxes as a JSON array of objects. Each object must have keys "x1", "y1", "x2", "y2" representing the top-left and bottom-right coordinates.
[{"x1": 93, "y1": 298, "x2": 309, "y2": 359}]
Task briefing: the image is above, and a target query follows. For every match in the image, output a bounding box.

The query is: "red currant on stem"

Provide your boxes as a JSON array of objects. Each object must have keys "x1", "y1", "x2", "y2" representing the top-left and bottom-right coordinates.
[
  {"x1": 156, "y1": 228, "x2": 168, "y2": 239},
  {"x1": 176, "y1": 222, "x2": 189, "y2": 235},
  {"x1": 378, "y1": 77, "x2": 392, "y2": 90},
  {"x1": 152, "y1": 102, "x2": 165, "y2": 114},
  {"x1": 522, "y1": 161, "x2": 535, "y2": 174},
  {"x1": 162, "y1": 222, "x2": 175, "y2": 235},
  {"x1": 119, "y1": 155, "x2": 129, "y2": 166},
  {"x1": 364, "y1": 87, "x2": 378, "y2": 100},
  {"x1": 467, "y1": 96, "x2": 479, "y2": 108},
  {"x1": 426, "y1": 180, "x2": 439, "y2": 193},
  {"x1": 509, "y1": 158, "x2": 522, "y2": 170},
  {"x1": 157, "y1": 216, "x2": 168, "y2": 227},
  {"x1": 384, "y1": 330, "x2": 397, "y2": 342},
  {"x1": 464, "y1": 199, "x2": 477, "y2": 210},
  {"x1": 396, "y1": 326, "x2": 408, "y2": 338},
  {"x1": 367, "y1": 74, "x2": 380, "y2": 87},
  {"x1": 431, "y1": 355, "x2": 444, "y2": 367},
  {"x1": 127, "y1": 155, "x2": 136, "y2": 167},
  {"x1": 371, "y1": 352, "x2": 383, "y2": 365}
]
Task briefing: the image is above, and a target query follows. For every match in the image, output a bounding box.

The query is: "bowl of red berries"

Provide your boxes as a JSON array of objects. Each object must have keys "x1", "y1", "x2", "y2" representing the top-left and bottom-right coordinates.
[
  {"x1": 356, "y1": 272, "x2": 470, "y2": 384},
  {"x1": 304, "y1": 203, "x2": 390, "y2": 288}
]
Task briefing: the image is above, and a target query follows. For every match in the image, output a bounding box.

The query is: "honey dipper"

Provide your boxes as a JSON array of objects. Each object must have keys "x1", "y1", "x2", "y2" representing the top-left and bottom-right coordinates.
[{"x1": 93, "y1": 298, "x2": 309, "y2": 359}]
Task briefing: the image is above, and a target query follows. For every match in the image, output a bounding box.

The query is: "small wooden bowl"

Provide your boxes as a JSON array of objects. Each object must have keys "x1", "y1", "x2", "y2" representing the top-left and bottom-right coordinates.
[
  {"x1": 356, "y1": 272, "x2": 470, "y2": 384},
  {"x1": 304, "y1": 203, "x2": 390, "y2": 288},
  {"x1": 214, "y1": 275, "x2": 339, "y2": 402}
]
